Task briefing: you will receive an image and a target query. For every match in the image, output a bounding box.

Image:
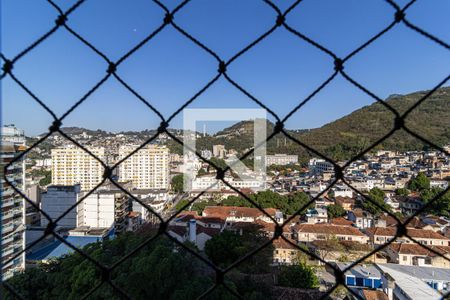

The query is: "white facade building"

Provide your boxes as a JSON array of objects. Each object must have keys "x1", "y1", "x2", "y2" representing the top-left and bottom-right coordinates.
[
  {"x1": 265, "y1": 154, "x2": 298, "y2": 166},
  {"x1": 1, "y1": 125, "x2": 26, "y2": 279},
  {"x1": 77, "y1": 191, "x2": 128, "y2": 232},
  {"x1": 51, "y1": 146, "x2": 105, "y2": 191},
  {"x1": 309, "y1": 158, "x2": 334, "y2": 175},
  {"x1": 118, "y1": 145, "x2": 169, "y2": 189}
]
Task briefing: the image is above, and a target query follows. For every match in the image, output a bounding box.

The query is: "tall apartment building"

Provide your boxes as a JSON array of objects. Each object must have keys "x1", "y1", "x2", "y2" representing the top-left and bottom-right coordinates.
[
  {"x1": 77, "y1": 190, "x2": 129, "y2": 234},
  {"x1": 1, "y1": 125, "x2": 26, "y2": 279},
  {"x1": 51, "y1": 146, "x2": 105, "y2": 191},
  {"x1": 40, "y1": 185, "x2": 80, "y2": 229},
  {"x1": 265, "y1": 154, "x2": 298, "y2": 166},
  {"x1": 118, "y1": 145, "x2": 169, "y2": 189}
]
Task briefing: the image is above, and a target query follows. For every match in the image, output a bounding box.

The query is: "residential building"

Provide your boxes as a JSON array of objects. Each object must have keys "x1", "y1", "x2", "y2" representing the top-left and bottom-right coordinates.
[
  {"x1": 168, "y1": 219, "x2": 220, "y2": 251},
  {"x1": 293, "y1": 224, "x2": 369, "y2": 244},
  {"x1": 51, "y1": 146, "x2": 105, "y2": 191},
  {"x1": 212, "y1": 144, "x2": 226, "y2": 158},
  {"x1": 272, "y1": 237, "x2": 300, "y2": 265},
  {"x1": 386, "y1": 243, "x2": 450, "y2": 268},
  {"x1": 305, "y1": 208, "x2": 328, "y2": 224},
  {"x1": 40, "y1": 185, "x2": 80, "y2": 229},
  {"x1": 1, "y1": 125, "x2": 26, "y2": 279},
  {"x1": 77, "y1": 190, "x2": 129, "y2": 233},
  {"x1": 202, "y1": 206, "x2": 278, "y2": 224},
  {"x1": 377, "y1": 263, "x2": 448, "y2": 300},
  {"x1": 265, "y1": 154, "x2": 298, "y2": 166},
  {"x1": 335, "y1": 196, "x2": 355, "y2": 211},
  {"x1": 366, "y1": 227, "x2": 449, "y2": 246},
  {"x1": 348, "y1": 208, "x2": 374, "y2": 229},
  {"x1": 118, "y1": 145, "x2": 169, "y2": 189},
  {"x1": 337, "y1": 263, "x2": 383, "y2": 289},
  {"x1": 309, "y1": 158, "x2": 334, "y2": 175}
]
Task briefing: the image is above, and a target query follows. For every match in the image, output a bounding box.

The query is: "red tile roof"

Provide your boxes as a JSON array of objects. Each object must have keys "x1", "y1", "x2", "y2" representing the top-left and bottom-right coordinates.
[
  {"x1": 202, "y1": 206, "x2": 277, "y2": 220},
  {"x1": 389, "y1": 243, "x2": 450, "y2": 256},
  {"x1": 294, "y1": 224, "x2": 366, "y2": 236},
  {"x1": 272, "y1": 237, "x2": 298, "y2": 250},
  {"x1": 330, "y1": 217, "x2": 354, "y2": 226},
  {"x1": 361, "y1": 290, "x2": 388, "y2": 300},
  {"x1": 366, "y1": 227, "x2": 449, "y2": 240}
]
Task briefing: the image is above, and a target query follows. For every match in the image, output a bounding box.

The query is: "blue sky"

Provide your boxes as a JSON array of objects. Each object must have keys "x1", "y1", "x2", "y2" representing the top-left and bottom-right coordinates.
[{"x1": 2, "y1": 0, "x2": 449, "y2": 136}]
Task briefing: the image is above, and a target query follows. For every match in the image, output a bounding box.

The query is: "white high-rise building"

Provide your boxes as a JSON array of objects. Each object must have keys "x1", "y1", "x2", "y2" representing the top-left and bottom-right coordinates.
[
  {"x1": 77, "y1": 190, "x2": 128, "y2": 233},
  {"x1": 51, "y1": 146, "x2": 105, "y2": 191},
  {"x1": 40, "y1": 185, "x2": 80, "y2": 229},
  {"x1": 1, "y1": 125, "x2": 26, "y2": 279},
  {"x1": 118, "y1": 145, "x2": 169, "y2": 189}
]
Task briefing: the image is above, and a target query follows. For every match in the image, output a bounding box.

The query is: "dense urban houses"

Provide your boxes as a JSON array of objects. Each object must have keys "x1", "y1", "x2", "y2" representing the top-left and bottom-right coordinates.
[{"x1": 3, "y1": 118, "x2": 450, "y2": 300}]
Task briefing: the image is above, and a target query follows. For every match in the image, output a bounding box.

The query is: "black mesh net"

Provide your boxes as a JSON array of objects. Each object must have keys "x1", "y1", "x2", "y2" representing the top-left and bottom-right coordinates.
[{"x1": 1, "y1": 0, "x2": 449, "y2": 299}]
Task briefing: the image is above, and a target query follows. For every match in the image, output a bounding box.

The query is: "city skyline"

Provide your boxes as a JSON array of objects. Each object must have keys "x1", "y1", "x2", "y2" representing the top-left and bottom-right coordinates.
[
  {"x1": 1, "y1": 1, "x2": 449, "y2": 299},
  {"x1": 2, "y1": 0, "x2": 450, "y2": 135}
]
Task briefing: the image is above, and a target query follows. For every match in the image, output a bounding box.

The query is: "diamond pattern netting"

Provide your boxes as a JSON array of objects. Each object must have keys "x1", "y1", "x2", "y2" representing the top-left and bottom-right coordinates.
[{"x1": 1, "y1": 0, "x2": 449, "y2": 299}]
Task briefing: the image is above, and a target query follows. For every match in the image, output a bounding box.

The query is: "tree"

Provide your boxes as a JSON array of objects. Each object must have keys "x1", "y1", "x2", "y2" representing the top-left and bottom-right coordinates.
[
  {"x1": 395, "y1": 188, "x2": 410, "y2": 197},
  {"x1": 408, "y1": 172, "x2": 430, "y2": 191},
  {"x1": 362, "y1": 188, "x2": 391, "y2": 216},
  {"x1": 204, "y1": 229, "x2": 272, "y2": 273},
  {"x1": 209, "y1": 157, "x2": 227, "y2": 171},
  {"x1": 174, "y1": 199, "x2": 190, "y2": 212},
  {"x1": 421, "y1": 188, "x2": 450, "y2": 217},
  {"x1": 327, "y1": 204, "x2": 346, "y2": 219},
  {"x1": 4, "y1": 232, "x2": 252, "y2": 300},
  {"x1": 171, "y1": 174, "x2": 185, "y2": 193},
  {"x1": 197, "y1": 168, "x2": 207, "y2": 176},
  {"x1": 278, "y1": 261, "x2": 319, "y2": 289},
  {"x1": 205, "y1": 230, "x2": 243, "y2": 268}
]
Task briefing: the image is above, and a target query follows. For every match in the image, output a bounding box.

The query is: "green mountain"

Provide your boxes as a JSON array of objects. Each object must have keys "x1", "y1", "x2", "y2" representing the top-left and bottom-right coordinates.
[
  {"x1": 189, "y1": 87, "x2": 449, "y2": 162},
  {"x1": 292, "y1": 86, "x2": 450, "y2": 160}
]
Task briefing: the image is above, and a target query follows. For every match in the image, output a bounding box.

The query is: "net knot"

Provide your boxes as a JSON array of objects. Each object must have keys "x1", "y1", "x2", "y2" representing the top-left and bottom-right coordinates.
[
  {"x1": 49, "y1": 120, "x2": 62, "y2": 133},
  {"x1": 216, "y1": 168, "x2": 225, "y2": 180},
  {"x1": 276, "y1": 15, "x2": 285, "y2": 27},
  {"x1": 2, "y1": 59, "x2": 13, "y2": 74},
  {"x1": 334, "y1": 165, "x2": 343, "y2": 180},
  {"x1": 44, "y1": 221, "x2": 56, "y2": 235},
  {"x1": 103, "y1": 167, "x2": 112, "y2": 179},
  {"x1": 274, "y1": 121, "x2": 284, "y2": 134},
  {"x1": 107, "y1": 62, "x2": 116, "y2": 74},
  {"x1": 394, "y1": 116, "x2": 404, "y2": 130},
  {"x1": 55, "y1": 14, "x2": 67, "y2": 26},
  {"x1": 216, "y1": 270, "x2": 224, "y2": 284},
  {"x1": 395, "y1": 11, "x2": 405, "y2": 23},
  {"x1": 334, "y1": 58, "x2": 344, "y2": 71},
  {"x1": 164, "y1": 13, "x2": 173, "y2": 24},
  {"x1": 218, "y1": 61, "x2": 226, "y2": 74},
  {"x1": 158, "y1": 121, "x2": 169, "y2": 134}
]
